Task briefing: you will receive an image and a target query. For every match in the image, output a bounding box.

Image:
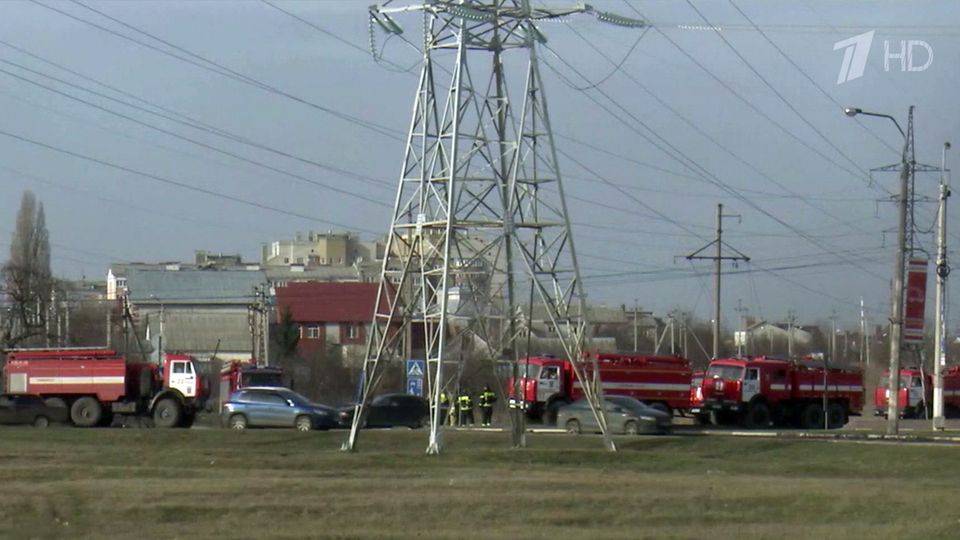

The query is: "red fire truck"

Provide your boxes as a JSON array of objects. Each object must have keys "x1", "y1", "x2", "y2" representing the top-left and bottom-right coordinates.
[
  {"x1": 509, "y1": 354, "x2": 692, "y2": 423},
  {"x1": 4, "y1": 348, "x2": 206, "y2": 428},
  {"x1": 874, "y1": 366, "x2": 960, "y2": 418},
  {"x1": 700, "y1": 356, "x2": 864, "y2": 429},
  {"x1": 219, "y1": 361, "x2": 284, "y2": 410}
]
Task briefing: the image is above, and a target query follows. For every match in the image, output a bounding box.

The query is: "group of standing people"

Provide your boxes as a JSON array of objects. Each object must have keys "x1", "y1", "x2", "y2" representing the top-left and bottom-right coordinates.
[{"x1": 439, "y1": 386, "x2": 497, "y2": 427}]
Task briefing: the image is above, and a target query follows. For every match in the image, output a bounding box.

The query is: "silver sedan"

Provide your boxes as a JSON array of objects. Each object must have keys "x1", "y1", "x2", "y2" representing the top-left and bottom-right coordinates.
[{"x1": 557, "y1": 397, "x2": 670, "y2": 435}]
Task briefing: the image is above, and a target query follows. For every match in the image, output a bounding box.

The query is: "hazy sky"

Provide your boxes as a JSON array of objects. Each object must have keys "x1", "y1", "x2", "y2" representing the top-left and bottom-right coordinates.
[{"x1": 1, "y1": 1, "x2": 958, "y2": 330}]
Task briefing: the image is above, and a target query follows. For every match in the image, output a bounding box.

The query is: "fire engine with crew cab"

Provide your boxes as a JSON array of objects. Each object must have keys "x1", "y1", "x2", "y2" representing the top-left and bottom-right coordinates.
[
  {"x1": 874, "y1": 366, "x2": 960, "y2": 418},
  {"x1": 4, "y1": 348, "x2": 206, "y2": 428},
  {"x1": 508, "y1": 354, "x2": 692, "y2": 424},
  {"x1": 700, "y1": 356, "x2": 863, "y2": 429}
]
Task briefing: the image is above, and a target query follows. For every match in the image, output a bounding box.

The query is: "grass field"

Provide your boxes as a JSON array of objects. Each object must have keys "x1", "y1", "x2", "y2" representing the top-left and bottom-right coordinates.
[{"x1": 2, "y1": 427, "x2": 959, "y2": 539}]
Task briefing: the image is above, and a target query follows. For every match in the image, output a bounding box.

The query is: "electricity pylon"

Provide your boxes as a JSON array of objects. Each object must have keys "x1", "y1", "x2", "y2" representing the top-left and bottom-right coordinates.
[{"x1": 344, "y1": 0, "x2": 645, "y2": 454}]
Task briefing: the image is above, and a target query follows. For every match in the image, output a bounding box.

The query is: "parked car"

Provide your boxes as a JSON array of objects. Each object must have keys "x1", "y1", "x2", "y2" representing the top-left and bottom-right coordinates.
[
  {"x1": 338, "y1": 393, "x2": 428, "y2": 429},
  {"x1": 221, "y1": 387, "x2": 337, "y2": 431},
  {"x1": 605, "y1": 395, "x2": 672, "y2": 434},
  {"x1": 557, "y1": 397, "x2": 669, "y2": 435},
  {"x1": 0, "y1": 394, "x2": 68, "y2": 427}
]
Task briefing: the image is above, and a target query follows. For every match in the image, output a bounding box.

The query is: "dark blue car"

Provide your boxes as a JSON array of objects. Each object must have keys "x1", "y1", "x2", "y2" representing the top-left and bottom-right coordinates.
[{"x1": 222, "y1": 387, "x2": 337, "y2": 431}]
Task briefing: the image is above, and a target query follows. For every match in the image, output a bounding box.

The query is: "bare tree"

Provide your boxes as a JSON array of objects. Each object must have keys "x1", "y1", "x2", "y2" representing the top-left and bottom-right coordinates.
[{"x1": 2, "y1": 191, "x2": 53, "y2": 349}]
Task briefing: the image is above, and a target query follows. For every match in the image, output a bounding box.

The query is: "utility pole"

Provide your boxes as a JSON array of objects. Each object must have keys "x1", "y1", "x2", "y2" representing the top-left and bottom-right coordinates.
[
  {"x1": 734, "y1": 299, "x2": 749, "y2": 357},
  {"x1": 786, "y1": 310, "x2": 797, "y2": 359},
  {"x1": 860, "y1": 296, "x2": 870, "y2": 370},
  {"x1": 934, "y1": 141, "x2": 951, "y2": 430},
  {"x1": 687, "y1": 204, "x2": 750, "y2": 359},
  {"x1": 844, "y1": 105, "x2": 916, "y2": 436},
  {"x1": 830, "y1": 311, "x2": 838, "y2": 364},
  {"x1": 105, "y1": 302, "x2": 112, "y2": 348}
]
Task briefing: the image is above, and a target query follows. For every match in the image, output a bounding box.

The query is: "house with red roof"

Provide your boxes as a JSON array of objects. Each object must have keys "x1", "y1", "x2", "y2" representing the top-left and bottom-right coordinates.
[{"x1": 275, "y1": 282, "x2": 383, "y2": 358}]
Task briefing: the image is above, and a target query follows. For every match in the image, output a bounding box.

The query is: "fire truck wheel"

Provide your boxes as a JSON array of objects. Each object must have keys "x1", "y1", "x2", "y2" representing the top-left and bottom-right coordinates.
[
  {"x1": 44, "y1": 398, "x2": 67, "y2": 409},
  {"x1": 229, "y1": 414, "x2": 248, "y2": 430},
  {"x1": 827, "y1": 403, "x2": 847, "y2": 429},
  {"x1": 565, "y1": 419, "x2": 582, "y2": 435},
  {"x1": 33, "y1": 415, "x2": 50, "y2": 428},
  {"x1": 70, "y1": 397, "x2": 103, "y2": 427},
  {"x1": 153, "y1": 398, "x2": 182, "y2": 428},
  {"x1": 800, "y1": 403, "x2": 824, "y2": 430},
  {"x1": 624, "y1": 420, "x2": 639, "y2": 435},
  {"x1": 744, "y1": 402, "x2": 771, "y2": 429},
  {"x1": 295, "y1": 415, "x2": 313, "y2": 432}
]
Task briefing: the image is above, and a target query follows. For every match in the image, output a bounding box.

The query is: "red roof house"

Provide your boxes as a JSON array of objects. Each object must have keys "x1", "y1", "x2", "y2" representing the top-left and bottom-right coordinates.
[{"x1": 275, "y1": 282, "x2": 384, "y2": 356}]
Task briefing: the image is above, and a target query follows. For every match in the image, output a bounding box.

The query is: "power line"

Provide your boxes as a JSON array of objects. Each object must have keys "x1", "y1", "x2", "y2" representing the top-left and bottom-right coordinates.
[
  {"x1": 540, "y1": 42, "x2": 887, "y2": 281},
  {"x1": 563, "y1": 21, "x2": 871, "y2": 235},
  {"x1": 29, "y1": 0, "x2": 402, "y2": 140},
  {"x1": 624, "y1": 1, "x2": 885, "y2": 195},
  {"x1": 0, "y1": 62, "x2": 391, "y2": 208},
  {"x1": 0, "y1": 127, "x2": 380, "y2": 234},
  {"x1": 682, "y1": 0, "x2": 880, "y2": 185},
  {"x1": 0, "y1": 40, "x2": 393, "y2": 190},
  {"x1": 726, "y1": 0, "x2": 899, "y2": 156}
]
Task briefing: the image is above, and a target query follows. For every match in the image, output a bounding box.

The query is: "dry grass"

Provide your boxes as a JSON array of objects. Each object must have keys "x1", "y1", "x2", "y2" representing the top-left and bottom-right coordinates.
[{"x1": 1, "y1": 427, "x2": 959, "y2": 539}]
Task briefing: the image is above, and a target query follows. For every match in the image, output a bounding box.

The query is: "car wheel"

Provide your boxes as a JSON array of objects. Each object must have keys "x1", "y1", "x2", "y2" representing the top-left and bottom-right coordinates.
[
  {"x1": 295, "y1": 415, "x2": 313, "y2": 432},
  {"x1": 565, "y1": 419, "x2": 581, "y2": 435},
  {"x1": 33, "y1": 415, "x2": 50, "y2": 428},
  {"x1": 229, "y1": 414, "x2": 248, "y2": 431},
  {"x1": 624, "y1": 420, "x2": 639, "y2": 435}
]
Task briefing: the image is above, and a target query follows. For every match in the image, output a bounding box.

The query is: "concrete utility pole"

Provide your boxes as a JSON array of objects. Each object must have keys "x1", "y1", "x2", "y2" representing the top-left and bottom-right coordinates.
[
  {"x1": 860, "y1": 296, "x2": 870, "y2": 369},
  {"x1": 734, "y1": 299, "x2": 749, "y2": 357},
  {"x1": 626, "y1": 301, "x2": 651, "y2": 352},
  {"x1": 786, "y1": 310, "x2": 797, "y2": 360},
  {"x1": 687, "y1": 204, "x2": 750, "y2": 359},
  {"x1": 830, "y1": 311, "x2": 838, "y2": 363},
  {"x1": 844, "y1": 105, "x2": 914, "y2": 435},
  {"x1": 934, "y1": 141, "x2": 951, "y2": 430}
]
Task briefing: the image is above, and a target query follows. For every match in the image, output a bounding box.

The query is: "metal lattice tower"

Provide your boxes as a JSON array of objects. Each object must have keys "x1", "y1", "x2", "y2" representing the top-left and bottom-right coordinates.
[{"x1": 343, "y1": 0, "x2": 645, "y2": 454}]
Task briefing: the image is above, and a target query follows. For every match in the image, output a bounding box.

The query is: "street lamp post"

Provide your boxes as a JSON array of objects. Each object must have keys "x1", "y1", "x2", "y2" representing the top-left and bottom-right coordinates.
[{"x1": 844, "y1": 106, "x2": 911, "y2": 436}]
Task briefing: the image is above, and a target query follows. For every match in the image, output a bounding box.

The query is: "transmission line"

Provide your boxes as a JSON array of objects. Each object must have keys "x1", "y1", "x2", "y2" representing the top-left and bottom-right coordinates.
[{"x1": 0, "y1": 128, "x2": 380, "y2": 234}]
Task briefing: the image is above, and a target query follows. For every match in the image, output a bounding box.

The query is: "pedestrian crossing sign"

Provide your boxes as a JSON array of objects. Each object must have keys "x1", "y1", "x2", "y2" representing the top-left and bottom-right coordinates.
[{"x1": 407, "y1": 359, "x2": 425, "y2": 378}]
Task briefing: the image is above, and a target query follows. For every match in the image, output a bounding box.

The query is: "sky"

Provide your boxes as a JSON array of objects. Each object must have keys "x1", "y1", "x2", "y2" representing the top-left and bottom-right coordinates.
[{"x1": 0, "y1": 0, "x2": 958, "y2": 331}]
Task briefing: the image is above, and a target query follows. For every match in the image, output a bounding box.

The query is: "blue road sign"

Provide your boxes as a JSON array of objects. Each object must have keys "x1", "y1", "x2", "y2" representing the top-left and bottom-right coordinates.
[
  {"x1": 405, "y1": 359, "x2": 426, "y2": 397},
  {"x1": 406, "y1": 377, "x2": 423, "y2": 397}
]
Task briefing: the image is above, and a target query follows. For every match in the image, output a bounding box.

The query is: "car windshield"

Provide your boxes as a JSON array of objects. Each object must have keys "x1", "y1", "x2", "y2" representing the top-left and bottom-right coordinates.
[
  {"x1": 279, "y1": 390, "x2": 318, "y2": 407},
  {"x1": 521, "y1": 363, "x2": 541, "y2": 378},
  {"x1": 605, "y1": 396, "x2": 650, "y2": 415},
  {"x1": 707, "y1": 365, "x2": 744, "y2": 380},
  {"x1": 878, "y1": 377, "x2": 909, "y2": 389}
]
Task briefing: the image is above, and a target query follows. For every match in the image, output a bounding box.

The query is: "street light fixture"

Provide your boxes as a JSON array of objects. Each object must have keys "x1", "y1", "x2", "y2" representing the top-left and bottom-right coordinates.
[
  {"x1": 844, "y1": 105, "x2": 913, "y2": 436},
  {"x1": 843, "y1": 107, "x2": 905, "y2": 137}
]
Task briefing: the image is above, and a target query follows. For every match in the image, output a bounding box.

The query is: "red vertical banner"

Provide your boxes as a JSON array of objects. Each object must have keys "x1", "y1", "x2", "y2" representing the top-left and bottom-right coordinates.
[{"x1": 903, "y1": 259, "x2": 928, "y2": 343}]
